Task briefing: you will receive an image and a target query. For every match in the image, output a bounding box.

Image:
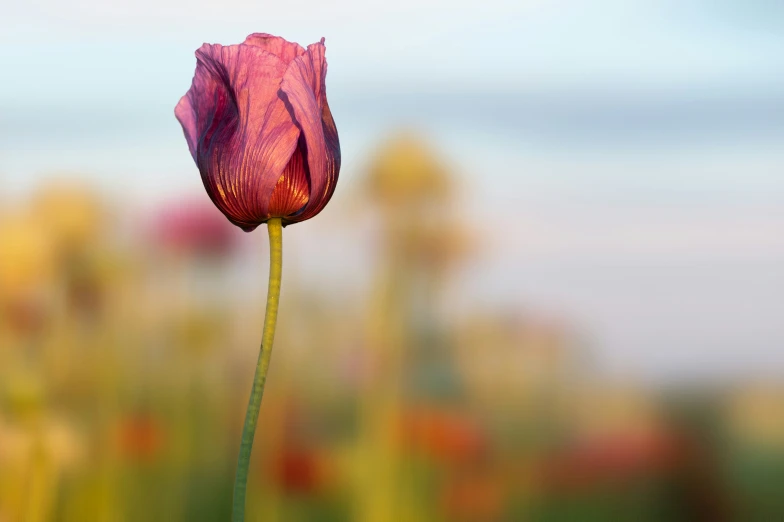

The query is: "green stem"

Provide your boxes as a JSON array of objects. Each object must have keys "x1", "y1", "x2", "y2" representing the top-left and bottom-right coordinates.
[{"x1": 232, "y1": 218, "x2": 283, "y2": 522}]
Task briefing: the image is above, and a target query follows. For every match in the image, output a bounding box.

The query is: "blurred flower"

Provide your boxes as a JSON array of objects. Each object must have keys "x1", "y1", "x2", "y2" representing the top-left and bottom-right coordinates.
[
  {"x1": 271, "y1": 446, "x2": 330, "y2": 495},
  {"x1": 727, "y1": 386, "x2": 784, "y2": 451},
  {"x1": 399, "y1": 408, "x2": 487, "y2": 466},
  {"x1": 0, "y1": 414, "x2": 84, "y2": 471},
  {"x1": 116, "y1": 414, "x2": 165, "y2": 463},
  {"x1": 2, "y1": 372, "x2": 45, "y2": 419},
  {"x1": 31, "y1": 182, "x2": 105, "y2": 256},
  {"x1": 535, "y1": 430, "x2": 681, "y2": 491},
  {"x1": 152, "y1": 200, "x2": 237, "y2": 258},
  {"x1": 0, "y1": 422, "x2": 34, "y2": 465},
  {"x1": 0, "y1": 212, "x2": 56, "y2": 335},
  {"x1": 175, "y1": 33, "x2": 340, "y2": 231},
  {"x1": 64, "y1": 262, "x2": 105, "y2": 320},
  {"x1": 41, "y1": 417, "x2": 85, "y2": 470},
  {"x1": 28, "y1": 183, "x2": 113, "y2": 323},
  {"x1": 366, "y1": 132, "x2": 452, "y2": 208},
  {"x1": 0, "y1": 213, "x2": 56, "y2": 299},
  {"x1": 440, "y1": 471, "x2": 504, "y2": 522}
]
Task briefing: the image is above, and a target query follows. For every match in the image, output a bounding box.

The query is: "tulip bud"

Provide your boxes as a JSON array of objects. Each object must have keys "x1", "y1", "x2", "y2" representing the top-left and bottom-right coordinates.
[{"x1": 175, "y1": 34, "x2": 340, "y2": 231}]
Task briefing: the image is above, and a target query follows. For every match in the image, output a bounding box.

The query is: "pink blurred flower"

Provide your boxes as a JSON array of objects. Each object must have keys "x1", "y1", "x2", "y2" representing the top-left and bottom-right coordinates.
[
  {"x1": 175, "y1": 33, "x2": 340, "y2": 231},
  {"x1": 153, "y1": 200, "x2": 237, "y2": 258}
]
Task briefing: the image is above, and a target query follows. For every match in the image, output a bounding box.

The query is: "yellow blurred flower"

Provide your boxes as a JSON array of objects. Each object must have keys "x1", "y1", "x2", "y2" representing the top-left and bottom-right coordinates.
[
  {"x1": 2, "y1": 371, "x2": 45, "y2": 419},
  {"x1": 366, "y1": 132, "x2": 453, "y2": 207},
  {"x1": 0, "y1": 212, "x2": 56, "y2": 299},
  {"x1": 0, "y1": 414, "x2": 84, "y2": 471},
  {"x1": 727, "y1": 386, "x2": 784, "y2": 451},
  {"x1": 31, "y1": 181, "x2": 106, "y2": 255}
]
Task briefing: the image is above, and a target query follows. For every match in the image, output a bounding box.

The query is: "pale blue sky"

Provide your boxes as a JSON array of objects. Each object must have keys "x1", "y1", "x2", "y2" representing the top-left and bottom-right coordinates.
[{"x1": 2, "y1": 0, "x2": 784, "y2": 103}]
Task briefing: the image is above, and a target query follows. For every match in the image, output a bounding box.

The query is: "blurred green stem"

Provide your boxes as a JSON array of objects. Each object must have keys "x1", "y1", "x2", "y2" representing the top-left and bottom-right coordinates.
[{"x1": 232, "y1": 218, "x2": 283, "y2": 522}]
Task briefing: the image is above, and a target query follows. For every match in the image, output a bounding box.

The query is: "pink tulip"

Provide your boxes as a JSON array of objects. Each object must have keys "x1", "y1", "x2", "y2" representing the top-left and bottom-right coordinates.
[{"x1": 175, "y1": 34, "x2": 340, "y2": 231}]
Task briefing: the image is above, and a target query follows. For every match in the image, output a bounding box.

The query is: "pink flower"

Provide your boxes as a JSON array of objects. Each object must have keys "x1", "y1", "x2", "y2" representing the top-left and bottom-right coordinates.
[
  {"x1": 175, "y1": 34, "x2": 340, "y2": 231},
  {"x1": 152, "y1": 199, "x2": 238, "y2": 258}
]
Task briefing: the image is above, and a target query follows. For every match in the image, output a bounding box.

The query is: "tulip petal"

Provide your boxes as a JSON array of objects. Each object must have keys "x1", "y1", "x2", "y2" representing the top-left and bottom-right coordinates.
[
  {"x1": 280, "y1": 39, "x2": 340, "y2": 224},
  {"x1": 175, "y1": 43, "x2": 300, "y2": 231},
  {"x1": 174, "y1": 97, "x2": 200, "y2": 161},
  {"x1": 268, "y1": 137, "x2": 310, "y2": 217},
  {"x1": 242, "y1": 33, "x2": 306, "y2": 65}
]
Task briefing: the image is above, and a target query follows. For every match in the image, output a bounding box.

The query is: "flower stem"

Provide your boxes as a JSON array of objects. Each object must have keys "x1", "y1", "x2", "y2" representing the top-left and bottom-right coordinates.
[{"x1": 232, "y1": 217, "x2": 283, "y2": 522}]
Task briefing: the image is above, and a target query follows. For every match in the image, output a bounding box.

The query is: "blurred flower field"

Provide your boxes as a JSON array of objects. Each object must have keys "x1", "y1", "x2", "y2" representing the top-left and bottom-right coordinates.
[{"x1": 1, "y1": 134, "x2": 784, "y2": 521}]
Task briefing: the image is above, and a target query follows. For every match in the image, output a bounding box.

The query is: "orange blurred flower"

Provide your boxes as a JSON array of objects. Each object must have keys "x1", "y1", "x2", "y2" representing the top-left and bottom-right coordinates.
[
  {"x1": 116, "y1": 414, "x2": 166, "y2": 463},
  {"x1": 398, "y1": 408, "x2": 487, "y2": 466}
]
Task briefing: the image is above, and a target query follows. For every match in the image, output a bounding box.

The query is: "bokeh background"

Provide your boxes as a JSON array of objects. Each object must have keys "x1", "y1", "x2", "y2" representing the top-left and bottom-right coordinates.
[{"x1": 2, "y1": 1, "x2": 784, "y2": 521}]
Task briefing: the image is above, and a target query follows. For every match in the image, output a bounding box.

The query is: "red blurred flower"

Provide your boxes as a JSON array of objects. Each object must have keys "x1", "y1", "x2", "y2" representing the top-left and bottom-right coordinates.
[
  {"x1": 272, "y1": 446, "x2": 329, "y2": 495},
  {"x1": 175, "y1": 33, "x2": 340, "y2": 231},
  {"x1": 536, "y1": 430, "x2": 682, "y2": 491}
]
